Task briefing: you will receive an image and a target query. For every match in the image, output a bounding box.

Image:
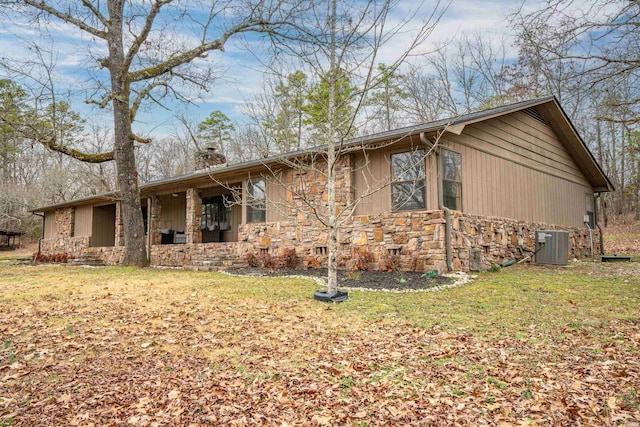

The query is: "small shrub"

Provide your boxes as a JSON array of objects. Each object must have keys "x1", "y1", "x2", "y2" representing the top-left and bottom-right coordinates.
[
  {"x1": 304, "y1": 257, "x2": 321, "y2": 270},
  {"x1": 53, "y1": 253, "x2": 69, "y2": 263},
  {"x1": 354, "y1": 249, "x2": 373, "y2": 271},
  {"x1": 347, "y1": 271, "x2": 361, "y2": 280},
  {"x1": 488, "y1": 264, "x2": 501, "y2": 273},
  {"x1": 33, "y1": 252, "x2": 70, "y2": 263},
  {"x1": 246, "y1": 252, "x2": 259, "y2": 267},
  {"x1": 379, "y1": 253, "x2": 399, "y2": 272},
  {"x1": 258, "y1": 252, "x2": 276, "y2": 269},
  {"x1": 279, "y1": 248, "x2": 299, "y2": 269}
]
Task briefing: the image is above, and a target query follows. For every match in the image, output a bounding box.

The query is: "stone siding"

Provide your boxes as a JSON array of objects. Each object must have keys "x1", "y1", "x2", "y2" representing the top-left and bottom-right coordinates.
[
  {"x1": 150, "y1": 242, "x2": 244, "y2": 269},
  {"x1": 41, "y1": 207, "x2": 599, "y2": 271},
  {"x1": 54, "y1": 208, "x2": 74, "y2": 237},
  {"x1": 185, "y1": 188, "x2": 202, "y2": 244},
  {"x1": 449, "y1": 213, "x2": 600, "y2": 271},
  {"x1": 40, "y1": 237, "x2": 125, "y2": 264}
]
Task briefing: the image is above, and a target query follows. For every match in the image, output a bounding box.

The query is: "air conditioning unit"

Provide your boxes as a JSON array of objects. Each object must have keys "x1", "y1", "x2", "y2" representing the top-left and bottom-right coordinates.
[{"x1": 535, "y1": 230, "x2": 569, "y2": 265}]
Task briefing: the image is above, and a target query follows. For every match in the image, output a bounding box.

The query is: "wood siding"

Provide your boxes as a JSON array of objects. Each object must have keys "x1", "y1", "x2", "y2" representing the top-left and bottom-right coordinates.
[
  {"x1": 444, "y1": 111, "x2": 593, "y2": 227},
  {"x1": 44, "y1": 212, "x2": 55, "y2": 239},
  {"x1": 266, "y1": 176, "x2": 287, "y2": 222},
  {"x1": 74, "y1": 205, "x2": 93, "y2": 237},
  {"x1": 91, "y1": 204, "x2": 116, "y2": 247},
  {"x1": 159, "y1": 193, "x2": 186, "y2": 232},
  {"x1": 353, "y1": 110, "x2": 593, "y2": 227}
]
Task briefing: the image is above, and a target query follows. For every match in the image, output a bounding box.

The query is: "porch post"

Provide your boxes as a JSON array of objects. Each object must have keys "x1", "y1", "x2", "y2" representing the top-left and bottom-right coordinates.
[
  {"x1": 149, "y1": 196, "x2": 161, "y2": 246},
  {"x1": 115, "y1": 202, "x2": 125, "y2": 246},
  {"x1": 186, "y1": 188, "x2": 202, "y2": 244}
]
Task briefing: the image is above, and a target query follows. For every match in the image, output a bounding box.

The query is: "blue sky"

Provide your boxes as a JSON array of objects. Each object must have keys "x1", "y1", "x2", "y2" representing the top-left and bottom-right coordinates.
[{"x1": 0, "y1": 0, "x2": 598, "y2": 140}]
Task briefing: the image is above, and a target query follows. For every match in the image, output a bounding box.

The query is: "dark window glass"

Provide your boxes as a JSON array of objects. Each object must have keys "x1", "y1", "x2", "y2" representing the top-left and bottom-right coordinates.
[
  {"x1": 202, "y1": 196, "x2": 231, "y2": 231},
  {"x1": 247, "y1": 178, "x2": 266, "y2": 223},
  {"x1": 442, "y1": 150, "x2": 462, "y2": 210},
  {"x1": 391, "y1": 150, "x2": 425, "y2": 211},
  {"x1": 586, "y1": 194, "x2": 595, "y2": 228}
]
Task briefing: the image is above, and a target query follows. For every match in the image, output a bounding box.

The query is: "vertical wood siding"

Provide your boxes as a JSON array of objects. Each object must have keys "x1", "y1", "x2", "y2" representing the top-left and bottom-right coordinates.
[
  {"x1": 44, "y1": 212, "x2": 55, "y2": 239},
  {"x1": 352, "y1": 110, "x2": 593, "y2": 227},
  {"x1": 266, "y1": 177, "x2": 287, "y2": 222},
  {"x1": 91, "y1": 204, "x2": 116, "y2": 247},
  {"x1": 74, "y1": 205, "x2": 93, "y2": 237},
  {"x1": 159, "y1": 194, "x2": 186, "y2": 232},
  {"x1": 445, "y1": 111, "x2": 593, "y2": 227}
]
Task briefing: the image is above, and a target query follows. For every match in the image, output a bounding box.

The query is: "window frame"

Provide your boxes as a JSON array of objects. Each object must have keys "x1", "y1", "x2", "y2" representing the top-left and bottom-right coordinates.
[
  {"x1": 246, "y1": 177, "x2": 267, "y2": 223},
  {"x1": 441, "y1": 148, "x2": 462, "y2": 211},
  {"x1": 390, "y1": 149, "x2": 426, "y2": 211}
]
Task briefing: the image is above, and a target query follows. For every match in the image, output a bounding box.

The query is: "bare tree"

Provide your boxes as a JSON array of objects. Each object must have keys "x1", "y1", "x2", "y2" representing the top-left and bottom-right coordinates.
[
  {"x1": 258, "y1": 0, "x2": 446, "y2": 297},
  {"x1": 511, "y1": 0, "x2": 639, "y2": 221},
  {"x1": 512, "y1": 0, "x2": 639, "y2": 123},
  {"x1": 1, "y1": 0, "x2": 308, "y2": 265}
]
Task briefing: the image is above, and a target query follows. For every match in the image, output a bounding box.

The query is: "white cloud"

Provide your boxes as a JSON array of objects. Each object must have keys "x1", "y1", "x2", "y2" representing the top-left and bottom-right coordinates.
[{"x1": 0, "y1": 0, "x2": 605, "y2": 140}]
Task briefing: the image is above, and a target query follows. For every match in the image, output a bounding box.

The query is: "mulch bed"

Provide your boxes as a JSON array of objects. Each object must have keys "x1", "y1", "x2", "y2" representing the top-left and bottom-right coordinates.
[{"x1": 223, "y1": 267, "x2": 453, "y2": 291}]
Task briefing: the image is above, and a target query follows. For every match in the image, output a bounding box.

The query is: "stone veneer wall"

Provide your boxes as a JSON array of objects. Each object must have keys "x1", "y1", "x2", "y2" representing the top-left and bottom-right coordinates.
[
  {"x1": 237, "y1": 211, "x2": 600, "y2": 273},
  {"x1": 40, "y1": 237, "x2": 126, "y2": 264},
  {"x1": 54, "y1": 207, "x2": 74, "y2": 237},
  {"x1": 449, "y1": 213, "x2": 600, "y2": 271},
  {"x1": 41, "y1": 204, "x2": 599, "y2": 271},
  {"x1": 150, "y1": 242, "x2": 243, "y2": 269}
]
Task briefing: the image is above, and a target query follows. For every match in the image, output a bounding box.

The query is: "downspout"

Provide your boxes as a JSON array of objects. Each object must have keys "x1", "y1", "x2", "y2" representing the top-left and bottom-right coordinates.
[
  {"x1": 584, "y1": 221, "x2": 594, "y2": 262},
  {"x1": 32, "y1": 212, "x2": 45, "y2": 261},
  {"x1": 594, "y1": 192, "x2": 604, "y2": 256},
  {"x1": 423, "y1": 131, "x2": 453, "y2": 272}
]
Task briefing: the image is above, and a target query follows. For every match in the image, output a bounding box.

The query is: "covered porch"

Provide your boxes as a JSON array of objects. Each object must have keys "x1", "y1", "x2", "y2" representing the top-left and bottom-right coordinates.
[{"x1": 146, "y1": 183, "x2": 243, "y2": 249}]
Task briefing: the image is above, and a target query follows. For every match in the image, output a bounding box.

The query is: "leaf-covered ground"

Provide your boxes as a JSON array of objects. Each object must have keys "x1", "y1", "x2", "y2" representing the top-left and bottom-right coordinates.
[
  {"x1": 603, "y1": 217, "x2": 640, "y2": 257},
  {"x1": 1, "y1": 261, "x2": 639, "y2": 426}
]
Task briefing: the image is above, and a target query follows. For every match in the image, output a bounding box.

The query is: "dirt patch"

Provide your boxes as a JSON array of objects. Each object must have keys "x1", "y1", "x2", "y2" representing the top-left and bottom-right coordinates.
[{"x1": 223, "y1": 267, "x2": 453, "y2": 291}]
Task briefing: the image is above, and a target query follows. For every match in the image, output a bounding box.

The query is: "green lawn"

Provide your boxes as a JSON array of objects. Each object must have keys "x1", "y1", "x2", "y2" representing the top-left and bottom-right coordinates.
[{"x1": 1, "y1": 261, "x2": 639, "y2": 425}]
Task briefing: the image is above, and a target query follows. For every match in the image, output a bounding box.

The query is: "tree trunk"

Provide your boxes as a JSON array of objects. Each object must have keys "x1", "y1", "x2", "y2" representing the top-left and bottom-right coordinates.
[
  {"x1": 635, "y1": 154, "x2": 640, "y2": 221},
  {"x1": 325, "y1": 0, "x2": 338, "y2": 295},
  {"x1": 108, "y1": 0, "x2": 148, "y2": 267}
]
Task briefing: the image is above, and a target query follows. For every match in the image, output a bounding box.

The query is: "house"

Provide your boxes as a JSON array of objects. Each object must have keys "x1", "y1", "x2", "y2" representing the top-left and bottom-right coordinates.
[{"x1": 34, "y1": 97, "x2": 613, "y2": 272}]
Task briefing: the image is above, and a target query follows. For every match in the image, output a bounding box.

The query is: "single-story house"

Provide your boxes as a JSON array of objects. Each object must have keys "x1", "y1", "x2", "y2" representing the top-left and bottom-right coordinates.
[{"x1": 34, "y1": 96, "x2": 613, "y2": 272}]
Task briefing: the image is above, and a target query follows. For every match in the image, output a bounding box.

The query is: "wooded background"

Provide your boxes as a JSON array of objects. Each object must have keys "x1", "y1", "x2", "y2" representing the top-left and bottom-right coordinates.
[{"x1": 1, "y1": 0, "x2": 637, "y2": 239}]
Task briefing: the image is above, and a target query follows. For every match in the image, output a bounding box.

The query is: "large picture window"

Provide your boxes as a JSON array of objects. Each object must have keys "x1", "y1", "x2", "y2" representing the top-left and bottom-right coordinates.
[
  {"x1": 442, "y1": 149, "x2": 462, "y2": 211},
  {"x1": 247, "y1": 178, "x2": 266, "y2": 223},
  {"x1": 391, "y1": 150, "x2": 426, "y2": 211},
  {"x1": 201, "y1": 196, "x2": 232, "y2": 242}
]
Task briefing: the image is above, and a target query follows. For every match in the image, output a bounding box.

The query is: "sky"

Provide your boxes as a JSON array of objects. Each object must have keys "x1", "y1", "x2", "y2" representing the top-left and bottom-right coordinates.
[{"x1": 0, "y1": 0, "x2": 588, "y2": 140}]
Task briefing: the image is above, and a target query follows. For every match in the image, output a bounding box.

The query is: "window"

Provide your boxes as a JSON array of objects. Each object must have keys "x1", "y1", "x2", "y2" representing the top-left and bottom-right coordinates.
[
  {"x1": 247, "y1": 178, "x2": 266, "y2": 223},
  {"x1": 442, "y1": 149, "x2": 462, "y2": 210},
  {"x1": 391, "y1": 150, "x2": 426, "y2": 211},
  {"x1": 201, "y1": 196, "x2": 232, "y2": 242},
  {"x1": 586, "y1": 194, "x2": 595, "y2": 228}
]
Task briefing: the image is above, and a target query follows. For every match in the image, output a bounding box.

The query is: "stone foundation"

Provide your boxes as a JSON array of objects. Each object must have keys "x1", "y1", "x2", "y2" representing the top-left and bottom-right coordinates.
[
  {"x1": 150, "y1": 242, "x2": 244, "y2": 269},
  {"x1": 40, "y1": 209, "x2": 599, "y2": 271},
  {"x1": 236, "y1": 211, "x2": 600, "y2": 273},
  {"x1": 40, "y1": 237, "x2": 125, "y2": 265},
  {"x1": 449, "y1": 213, "x2": 600, "y2": 271}
]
